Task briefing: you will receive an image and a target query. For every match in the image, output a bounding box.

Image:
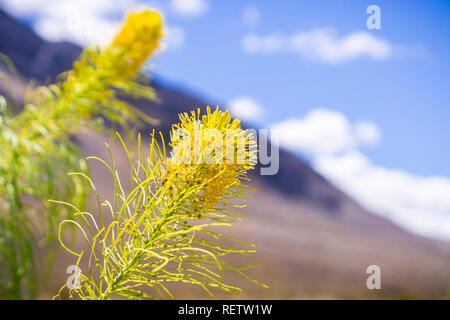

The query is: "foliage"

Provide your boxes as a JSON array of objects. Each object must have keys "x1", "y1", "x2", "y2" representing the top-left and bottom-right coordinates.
[
  {"x1": 0, "y1": 10, "x2": 163, "y2": 299},
  {"x1": 54, "y1": 107, "x2": 265, "y2": 300}
]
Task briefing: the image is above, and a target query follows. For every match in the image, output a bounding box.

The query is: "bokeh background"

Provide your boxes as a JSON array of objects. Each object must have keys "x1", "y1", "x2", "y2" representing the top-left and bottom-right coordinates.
[{"x1": 0, "y1": 0, "x2": 449, "y2": 299}]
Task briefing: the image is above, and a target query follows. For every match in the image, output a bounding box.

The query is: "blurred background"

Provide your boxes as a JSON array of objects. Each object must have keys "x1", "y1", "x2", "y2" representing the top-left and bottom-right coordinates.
[{"x1": 0, "y1": 0, "x2": 449, "y2": 298}]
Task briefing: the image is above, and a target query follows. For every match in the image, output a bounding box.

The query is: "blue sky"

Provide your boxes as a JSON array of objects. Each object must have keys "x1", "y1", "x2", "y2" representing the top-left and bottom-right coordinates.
[
  {"x1": 154, "y1": 0, "x2": 450, "y2": 176},
  {"x1": 1, "y1": 0, "x2": 450, "y2": 239}
]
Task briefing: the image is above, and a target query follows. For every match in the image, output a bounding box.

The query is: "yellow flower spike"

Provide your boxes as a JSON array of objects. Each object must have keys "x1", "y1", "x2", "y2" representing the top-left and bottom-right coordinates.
[
  {"x1": 110, "y1": 10, "x2": 163, "y2": 75},
  {"x1": 166, "y1": 107, "x2": 257, "y2": 211}
]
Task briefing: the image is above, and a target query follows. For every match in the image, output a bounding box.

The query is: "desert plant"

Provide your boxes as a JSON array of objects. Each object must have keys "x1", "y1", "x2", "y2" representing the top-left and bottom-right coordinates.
[
  {"x1": 0, "y1": 10, "x2": 163, "y2": 299},
  {"x1": 54, "y1": 107, "x2": 265, "y2": 299}
]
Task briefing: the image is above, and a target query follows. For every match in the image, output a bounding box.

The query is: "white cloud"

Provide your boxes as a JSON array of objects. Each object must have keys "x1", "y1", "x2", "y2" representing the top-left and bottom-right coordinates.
[
  {"x1": 242, "y1": 6, "x2": 261, "y2": 27},
  {"x1": 314, "y1": 151, "x2": 450, "y2": 240},
  {"x1": 242, "y1": 28, "x2": 392, "y2": 63},
  {"x1": 354, "y1": 121, "x2": 381, "y2": 145},
  {"x1": 270, "y1": 109, "x2": 380, "y2": 155},
  {"x1": 228, "y1": 97, "x2": 263, "y2": 122},
  {"x1": 170, "y1": 0, "x2": 208, "y2": 17},
  {"x1": 163, "y1": 26, "x2": 185, "y2": 50},
  {"x1": 271, "y1": 108, "x2": 450, "y2": 240},
  {"x1": 0, "y1": 0, "x2": 142, "y2": 46},
  {"x1": 0, "y1": 0, "x2": 184, "y2": 49}
]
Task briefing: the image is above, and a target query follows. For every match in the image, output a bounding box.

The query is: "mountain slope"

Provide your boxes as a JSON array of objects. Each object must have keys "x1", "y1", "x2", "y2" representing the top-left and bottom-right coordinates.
[{"x1": 1, "y1": 9, "x2": 450, "y2": 298}]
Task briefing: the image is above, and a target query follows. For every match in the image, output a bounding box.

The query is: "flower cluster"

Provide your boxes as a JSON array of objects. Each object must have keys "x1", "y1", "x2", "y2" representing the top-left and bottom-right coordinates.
[
  {"x1": 110, "y1": 10, "x2": 163, "y2": 77},
  {"x1": 165, "y1": 106, "x2": 257, "y2": 210}
]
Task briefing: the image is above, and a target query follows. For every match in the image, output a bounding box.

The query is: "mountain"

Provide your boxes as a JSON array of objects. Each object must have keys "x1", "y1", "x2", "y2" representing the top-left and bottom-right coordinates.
[{"x1": 1, "y1": 8, "x2": 450, "y2": 299}]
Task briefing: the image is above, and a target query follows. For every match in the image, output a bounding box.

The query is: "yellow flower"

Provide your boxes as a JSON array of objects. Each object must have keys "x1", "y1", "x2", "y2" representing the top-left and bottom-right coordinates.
[
  {"x1": 110, "y1": 10, "x2": 163, "y2": 75},
  {"x1": 41, "y1": 9, "x2": 162, "y2": 133},
  {"x1": 164, "y1": 106, "x2": 257, "y2": 211}
]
